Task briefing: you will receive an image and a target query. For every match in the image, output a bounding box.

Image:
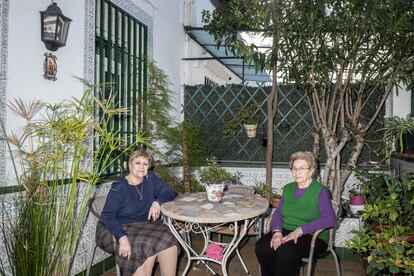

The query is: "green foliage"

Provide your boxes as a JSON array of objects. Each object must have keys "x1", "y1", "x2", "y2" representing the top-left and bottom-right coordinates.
[
  {"x1": 348, "y1": 170, "x2": 414, "y2": 275},
  {"x1": 222, "y1": 103, "x2": 261, "y2": 138},
  {"x1": 174, "y1": 178, "x2": 206, "y2": 194},
  {"x1": 154, "y1": 163, "x2": 205, "y2": 193},
  {"x1": 348, "y1": 225, "x2": 414, "y2": 275},
  {"x1": 165, "y1": 120, "x2": 207, "y2": 167},
  {"x1": 199, "y1": 161, "x2": 235, "y2": 185},
  {"x1": 353, "y1": 168, "x2": 414, "y2": 226},
  {"x1": 254, "y1": 181, "x2": 281, "y2": 198},
  {"x1": 0, "y1": 82, "x2": 145, "y2": 275},
  {"x1": 146, "y1": 60, "x2": 176, "y2": 145},
  {"x1": 202, "y1": 0, "x2": 282, "y2": 72},
  {"x1": 147, "y1": 61, "x2": 207, "y2": 192},
  {"x1": 379, "y1": 116, "x2": 414, "y2": 156}
]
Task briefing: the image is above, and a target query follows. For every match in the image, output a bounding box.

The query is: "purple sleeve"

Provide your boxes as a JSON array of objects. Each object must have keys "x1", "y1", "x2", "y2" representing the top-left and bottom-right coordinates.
[
  {"x1": 271, "y1": 197, "x2": 284, "y2": 232},
  {"x1": 300, "y1": 188, "x2": 336, "y2": 234}
]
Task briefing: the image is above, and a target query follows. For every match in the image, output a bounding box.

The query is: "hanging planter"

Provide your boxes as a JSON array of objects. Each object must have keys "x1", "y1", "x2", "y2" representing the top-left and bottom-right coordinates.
[
  {"x1": 243, "y1": 123, "x2": 258, "y2": 138},
  {"x1": 222, "y1": 103, "x2": 261, "y2": 139}
]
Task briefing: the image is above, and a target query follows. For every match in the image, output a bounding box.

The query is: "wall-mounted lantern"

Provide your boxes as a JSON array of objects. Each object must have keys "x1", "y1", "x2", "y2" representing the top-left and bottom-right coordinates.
[{"x1": 40, "y1": 2, "x2": 72, "y2": 51}]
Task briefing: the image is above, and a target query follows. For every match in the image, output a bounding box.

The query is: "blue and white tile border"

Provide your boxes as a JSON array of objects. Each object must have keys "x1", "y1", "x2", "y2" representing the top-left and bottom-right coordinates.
[{"x1": 0, "y1": 0, "x2": 9, "y2": 187}]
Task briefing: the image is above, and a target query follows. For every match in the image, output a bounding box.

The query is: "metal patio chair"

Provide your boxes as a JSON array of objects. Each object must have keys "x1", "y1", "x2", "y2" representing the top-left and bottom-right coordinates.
[{"x1": 86, "y1": 194, "x2": 121, "y2": 276}]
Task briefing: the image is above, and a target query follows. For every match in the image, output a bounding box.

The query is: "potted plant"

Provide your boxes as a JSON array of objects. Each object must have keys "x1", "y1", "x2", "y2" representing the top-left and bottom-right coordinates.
[
  {"x1": 0, "y1": 87, "x2": 145, "y2": 275},
  {"x1": 222, "y1": 103, "x2": 261, "y2": 138},
  {"x1": 254, "y1": 181, "x2": 281, "y2": 208},
  {"x1": 243, "y1": 115, "x2": 259, "y2": 138},
  {"x1": 348, "y1": 188, "x2": 365, "y2": 215},
  {"x1": 347, "y1": 172, "x2": 414, "y2": 275},
  {"x1": 381, "y1": 116, "x2": 414, "y2": 156},
  {"x1": 270, "y1": 189, "x2": 282, "y2": 208},
  {"x1": 199, "y1": 161, "x2": 234, "y2": 202}
]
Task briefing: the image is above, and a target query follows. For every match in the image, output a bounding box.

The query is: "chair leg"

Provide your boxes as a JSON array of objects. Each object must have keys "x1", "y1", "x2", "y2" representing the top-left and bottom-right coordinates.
[
  {"x1": 236, "y1": 248, "x2": 250, "y2": 275},
  {"x1": 330, "y1": 250, "x2": 341, "y2": 276},
  {"x1": 86, "y1": 245, "x2": 98, "y2": 276},
  {"x1": 306, "y1": 247, "x2": 315, "y2": 276},
  {"x1": 116, "y1": 262, "x2": 121, "y2": 276}
]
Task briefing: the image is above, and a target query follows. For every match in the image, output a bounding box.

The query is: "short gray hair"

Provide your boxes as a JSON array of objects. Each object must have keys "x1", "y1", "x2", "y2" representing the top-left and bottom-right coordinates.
[
  {"x1": 128, "y1": 149, "x2": 152, "y2": 170},
  {"x1": 289, "y1": 151, "x2": 317, "y2": 173}
]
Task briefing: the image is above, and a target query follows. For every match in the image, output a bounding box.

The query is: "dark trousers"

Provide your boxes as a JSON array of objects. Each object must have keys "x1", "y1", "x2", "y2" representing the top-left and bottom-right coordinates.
[{"x1": 255, "y1": 229, "x2": 327, "y2": 276}]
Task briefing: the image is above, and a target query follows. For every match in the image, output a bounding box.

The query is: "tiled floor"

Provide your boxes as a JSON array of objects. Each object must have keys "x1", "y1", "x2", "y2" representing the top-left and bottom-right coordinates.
[{"x1": 103, "y1": 237, "x2": 366, "y2": 276}]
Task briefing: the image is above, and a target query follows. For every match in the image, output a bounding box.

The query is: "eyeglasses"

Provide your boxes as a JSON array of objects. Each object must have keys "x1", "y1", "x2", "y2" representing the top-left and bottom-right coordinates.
[{"x1": 291, "y1": 167, "x2": 309, "y2": 173}]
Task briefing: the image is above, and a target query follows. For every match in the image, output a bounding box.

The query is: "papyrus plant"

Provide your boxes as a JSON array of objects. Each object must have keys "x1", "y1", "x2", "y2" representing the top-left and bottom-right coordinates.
[{"x1": 0, "y1": 82, "x2": 146, "y2": 276}]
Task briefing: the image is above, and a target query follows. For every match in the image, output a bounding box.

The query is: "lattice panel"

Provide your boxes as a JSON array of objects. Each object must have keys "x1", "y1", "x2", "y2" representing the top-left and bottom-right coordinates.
[{"x1": 184, "y1": 84, "x2": 384, "y2": 163}]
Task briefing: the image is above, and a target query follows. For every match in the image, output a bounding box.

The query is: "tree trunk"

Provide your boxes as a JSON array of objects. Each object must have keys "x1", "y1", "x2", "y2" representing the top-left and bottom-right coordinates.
[
  {"x1": 266, "y1": 63, "x2": 278, "y2": 201},
  {"x1": 265, "y1": 93, "x2": 274, "y2": 199},
  {"x1": 312, "y1": 130, "x2": 321, "y2": 179},
  {"x1": 341, "y1": 131, "x2": 367, "y2": 187},
  {"x1": 182, "y1": 130, "x2": 191, "y2": 193}
]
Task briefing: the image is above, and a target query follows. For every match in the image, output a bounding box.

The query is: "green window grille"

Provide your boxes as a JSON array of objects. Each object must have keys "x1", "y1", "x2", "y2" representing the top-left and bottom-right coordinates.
[{"x1": 95, "y1": 0, "x2": 148, "y2": 174}]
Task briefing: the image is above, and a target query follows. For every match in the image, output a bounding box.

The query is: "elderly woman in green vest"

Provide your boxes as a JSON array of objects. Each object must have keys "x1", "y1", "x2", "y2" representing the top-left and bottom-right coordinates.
[{"x1": 255, "y1": 151, "x2": 336, "y2": 276}]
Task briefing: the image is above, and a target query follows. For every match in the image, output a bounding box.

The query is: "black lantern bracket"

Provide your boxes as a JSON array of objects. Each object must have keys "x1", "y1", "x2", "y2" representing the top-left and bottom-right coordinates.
[{"x1": 40, "y1": 2, "x2": 72, "y2": 51}]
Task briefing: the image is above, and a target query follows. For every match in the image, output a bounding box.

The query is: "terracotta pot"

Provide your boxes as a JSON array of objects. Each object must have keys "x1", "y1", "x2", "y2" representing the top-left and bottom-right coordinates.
[{"x1": 271, "y1": 197, "x2": 280, "y2": 208}]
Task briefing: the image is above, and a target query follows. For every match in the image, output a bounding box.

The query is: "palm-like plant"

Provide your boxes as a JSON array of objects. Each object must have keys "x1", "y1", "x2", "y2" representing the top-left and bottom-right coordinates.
[
  {"x1": 0, "y1": 81, "x2": 146, "y2": 275},
  {"x1": 381, "y1": 116, "x2": 414, "y2": 156}
]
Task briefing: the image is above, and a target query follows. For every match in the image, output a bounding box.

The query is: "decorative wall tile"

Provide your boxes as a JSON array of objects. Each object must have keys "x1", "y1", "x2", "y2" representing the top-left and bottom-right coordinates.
[{"x1": 0, "y1": 0, "x2": 9, "y2": 187}]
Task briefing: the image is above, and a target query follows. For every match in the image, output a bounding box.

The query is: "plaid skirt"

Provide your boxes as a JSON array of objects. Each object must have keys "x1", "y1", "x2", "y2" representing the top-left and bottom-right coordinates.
[{"x1": 96, "y1": 220, "x2": 178, "y2": 275}]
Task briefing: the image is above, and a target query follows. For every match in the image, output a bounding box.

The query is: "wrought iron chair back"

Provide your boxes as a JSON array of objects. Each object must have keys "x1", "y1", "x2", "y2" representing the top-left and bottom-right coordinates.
[{"x1": 86, "y1": 195, "x2": 121, "y2": 276}]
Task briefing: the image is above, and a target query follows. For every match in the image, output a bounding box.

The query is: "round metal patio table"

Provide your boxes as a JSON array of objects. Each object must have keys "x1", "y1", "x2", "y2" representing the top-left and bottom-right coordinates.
[{"x1": 161, "y1": 192, "x2": 269, "y2": 276}]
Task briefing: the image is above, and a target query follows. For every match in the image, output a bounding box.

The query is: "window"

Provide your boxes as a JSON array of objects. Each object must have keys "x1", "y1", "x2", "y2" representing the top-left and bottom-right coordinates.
[
  {"x1": 95, "y1": 0, "x2": 147, "y2": 173},
  {"x1": 204, "y1": 76, "x2": 218, "y2": 86}
]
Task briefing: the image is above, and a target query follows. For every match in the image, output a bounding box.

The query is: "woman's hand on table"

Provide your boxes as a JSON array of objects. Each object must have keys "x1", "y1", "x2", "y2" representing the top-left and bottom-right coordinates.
[
  {"x1": 270, "y1": 232, "x2": 283, "y2": 250},
  {"x1": 148, "y1": 201, "x2": 161, "y2": 221},
  {"x1": 119, "y1": 236, "x2": 131, "y2": 260},
  {"x1": 281, "y1": 227, "x2": 303, "y2": 244}
]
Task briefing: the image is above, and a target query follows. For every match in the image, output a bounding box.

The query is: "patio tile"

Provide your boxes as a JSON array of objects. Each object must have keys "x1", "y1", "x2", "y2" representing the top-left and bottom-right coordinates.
[{"x1": 103, "y1": 238, "x2": 366, "y2": 276}]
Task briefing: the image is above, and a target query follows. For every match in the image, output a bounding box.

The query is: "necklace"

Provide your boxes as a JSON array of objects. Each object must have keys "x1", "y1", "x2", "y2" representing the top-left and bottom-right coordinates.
[{"x1": 134, "y1": 183, "x2": 144, "y2": 200}]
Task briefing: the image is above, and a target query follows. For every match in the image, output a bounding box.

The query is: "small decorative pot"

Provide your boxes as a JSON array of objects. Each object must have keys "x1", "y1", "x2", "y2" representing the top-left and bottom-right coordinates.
[
  {"x1": 205, "y1": 184, "x2": 225, "y2": 203},
  {"x1": 349, "y1": 195, "x2": 365, "y2": 215},
  {"x1": 243, "y1": 124, "x2": 258, "y2": 138},
  {"x1": 271, "y1": 197, "x2": 281, "y2": 208}
]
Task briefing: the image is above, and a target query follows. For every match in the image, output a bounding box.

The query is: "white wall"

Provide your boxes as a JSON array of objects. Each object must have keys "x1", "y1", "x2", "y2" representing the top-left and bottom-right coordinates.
[
  {"x1": 390, "y1": 84, "x2": 412, "y2": 118},
  {"x1": 7, "y1": 0, "x2": 85, "y2": 115},
  {"x1": 183, "y1": 0, "x2": 241, "y2": 85},
  {"x1": 148, "y1": 0, "x2": 186, "y2": 121},
  {"x1": 4, "y1": 0, "x2": 187, "y2": 185},
  {"x1": 5, "y1": 0, "x2": 86, "y2": 185}
]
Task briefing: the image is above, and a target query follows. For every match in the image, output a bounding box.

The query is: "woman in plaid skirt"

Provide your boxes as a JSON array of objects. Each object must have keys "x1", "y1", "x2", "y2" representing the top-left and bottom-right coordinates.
[{"x1": 99, "y1": 149, "x2": 179, "y2": 276}]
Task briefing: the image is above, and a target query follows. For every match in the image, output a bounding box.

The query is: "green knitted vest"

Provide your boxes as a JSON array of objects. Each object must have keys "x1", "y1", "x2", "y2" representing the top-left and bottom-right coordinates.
[{"x1": 281, "y1": 179, "x2": 329, "y2": 241}]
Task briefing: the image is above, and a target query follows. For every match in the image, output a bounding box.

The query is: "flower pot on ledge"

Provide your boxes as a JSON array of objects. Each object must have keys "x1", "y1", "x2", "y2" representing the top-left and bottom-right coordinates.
[
  {"x1": 243, "y1": 124, "x2": 258, "y2": 138},
  {"x1": 349, "y1": 195, "x2": 365, "y2": 215}
]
